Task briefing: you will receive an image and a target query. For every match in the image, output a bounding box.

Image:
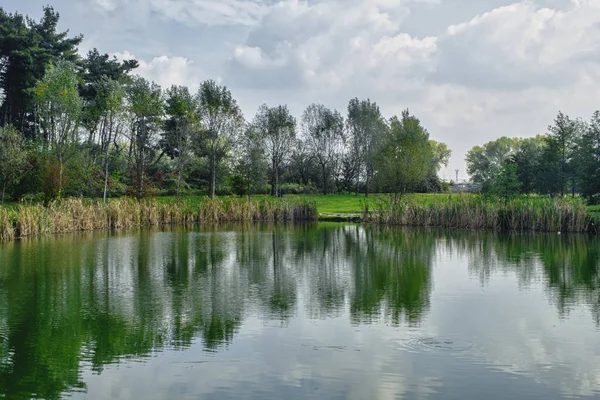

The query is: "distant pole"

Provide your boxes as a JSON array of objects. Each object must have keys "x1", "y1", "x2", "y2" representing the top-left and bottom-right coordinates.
[{"x1": 455, "y1": 169, "x2": 459, "y2": 183}]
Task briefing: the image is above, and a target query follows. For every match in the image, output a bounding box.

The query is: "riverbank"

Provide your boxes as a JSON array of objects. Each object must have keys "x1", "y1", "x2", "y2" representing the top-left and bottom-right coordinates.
[
  {"x1": 363, "y1": 195, "x2": 595, "y2": 233},
  {"x1": 0, "y1": 194, "x2": 597, "y2": 241},
  {"x1": 0, "y1": 197, "x2": 317, "y2": 241}
]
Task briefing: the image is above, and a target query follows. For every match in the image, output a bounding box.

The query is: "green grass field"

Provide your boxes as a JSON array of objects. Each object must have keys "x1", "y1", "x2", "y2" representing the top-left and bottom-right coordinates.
[
  {"x1": 154, "y1": 193, "x2": 457, "y2": 214},
  {"x1": 292, "y1": 193, "x2": 457, "y2": 213}
]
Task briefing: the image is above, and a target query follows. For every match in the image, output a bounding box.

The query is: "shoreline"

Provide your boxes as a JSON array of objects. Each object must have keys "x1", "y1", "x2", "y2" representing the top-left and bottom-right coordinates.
[
  {"x1": 1, "y1": 196, "x2": 597, "y2": 242},
  {"x1": 0, "y1": 197, "x2": 318, "y2": 242}
]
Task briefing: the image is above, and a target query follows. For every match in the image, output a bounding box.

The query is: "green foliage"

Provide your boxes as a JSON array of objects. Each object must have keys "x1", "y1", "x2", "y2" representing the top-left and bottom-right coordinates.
[
  {"x1": 0, "y1": 6, "x2": 83, "y2": 137},
  {"x1": 0, "y1": 125, "x2": 29, "y2": 202},
  {"x1": 162, "y1": 85, "x2": 196, "y2": 197},
  {"x1": 195, "y1": 80, "x2": 244, "y2": 198},
  {"x1": 346, "y1": 97, "x2": 386, "y2": 195},
  {"x1": 376, "y1": 110, "x2": 433, "y2": 200},
  {"x1": 126, "y1": 76, "x2": 164, "y2": 199},
  {"x1": 466, "y1": 110, "x2": 599, "y2": 201},
  {"x1": 80, "y1": 49, "x2": 137, "y2": 134},
  {"x1": 41, "y1": 155, "x2": 62, "y2": 203},
  {"x1": 541, "y1": 112, "x2": 580, "y2": 196},
  {"x1": 34, "y1": 59, "x2": 83, "y2": 195},
  {"x1": 301, "y1": 103, "x2": 345, "y2": 194},
  {"x1": 575, "y1": 111, "x2": 600, "y2": 199},
  {"x1": 230, "y1": 174, "x2": 250, "y2": 197},
  {"x1": 492, "y1": 160, "x2": 522, "y2": 199},
  {"x1": 233, "y1": 125, "x2": 268, "y2": 195},
  {"x1": 253, "y1": 104, "x2": 296, "y2": 196},
  {"x1": 466, "y1": 136, "x2": 519, "y2": 192},
  {"x1": 510, "y1": 136, "x2": 545, "y2": 194},
  {"x1": 34, "y1": 60, "x2": 83, "y2": 145},
  {"x1": 417, "y1": 140, "x2": 452, "y2": 193}
]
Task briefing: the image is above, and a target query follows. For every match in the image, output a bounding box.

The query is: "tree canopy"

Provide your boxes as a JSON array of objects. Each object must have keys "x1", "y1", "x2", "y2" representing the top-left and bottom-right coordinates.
[{"x1": 0, "y1": 4, "x2": 455, "y2": 202}]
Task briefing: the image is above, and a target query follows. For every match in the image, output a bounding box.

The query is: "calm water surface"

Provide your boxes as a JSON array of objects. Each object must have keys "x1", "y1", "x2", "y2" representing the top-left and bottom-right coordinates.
[{"x1": 0, "y1": 224, "x2": 599, "y2": 399}]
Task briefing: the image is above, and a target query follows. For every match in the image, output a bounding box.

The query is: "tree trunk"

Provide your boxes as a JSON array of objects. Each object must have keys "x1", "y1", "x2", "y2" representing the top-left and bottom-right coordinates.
[
  {"x1": 2, "y1": 181, "x2": 6, "y2": 204},
  {"x1": 103, "y1": 118, "x2": 110, "y2": 203},
  {"x1": 139, "y1": 170, "x2": 144, "y2": 201},
  {"x1": 59, "y1": 155, "x2": 64, "y2": 197},
  {"x1": 355, "y1": 163, "x2": 360, "y2": 196},
  {"x1": 275, "y1": 165, "x2": 279, "y2": 198},
  {"x1": 271, "y1": 161, "x2": 277, "y2": 197},
  {"x1": 211, "y1": 153, "x2": 216, "y2": 199},
  {"x1": 177, "y1": 164, "x2": 182, "y2": 199},
  {"x1": 176, "y1": 125, "x2": 183, "y2": 199},
  {"x1": 139, "y1": 149, "x2": 145, "y2": 201},
  {"x1": 103, "y1": 148, "x2": 110, "y2": 204},
  {"x1": 321, "y1": 164, "x2": 327, "y2": 195}
]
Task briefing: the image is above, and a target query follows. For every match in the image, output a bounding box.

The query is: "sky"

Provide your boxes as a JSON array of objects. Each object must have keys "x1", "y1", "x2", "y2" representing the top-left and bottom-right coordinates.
[{"x1": 6, "y1": 0, "x2": 600, "y2": 181}]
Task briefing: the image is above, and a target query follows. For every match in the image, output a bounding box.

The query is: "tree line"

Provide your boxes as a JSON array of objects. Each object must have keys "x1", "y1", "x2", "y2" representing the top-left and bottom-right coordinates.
[
  {"x1": 466, "y1": 111, "x2": 600, "y2": 201},
  {"x1": 0, "y1": 6, "x2": 451, "y2": 203}
]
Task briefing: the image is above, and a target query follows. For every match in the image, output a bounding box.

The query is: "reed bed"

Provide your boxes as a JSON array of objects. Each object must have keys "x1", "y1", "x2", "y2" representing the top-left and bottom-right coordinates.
[
  {"x1": 0, "y1": 197, "x2": 317, "y2": 241},
  {"x1": 364, "y1": 195, "x2": 593, "y2": 233}
]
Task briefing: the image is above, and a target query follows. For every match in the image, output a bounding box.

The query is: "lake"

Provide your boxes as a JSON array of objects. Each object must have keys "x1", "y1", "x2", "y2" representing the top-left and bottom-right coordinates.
[{"x1": 0, "y1": 223, "x2": 599, "y2": 399}]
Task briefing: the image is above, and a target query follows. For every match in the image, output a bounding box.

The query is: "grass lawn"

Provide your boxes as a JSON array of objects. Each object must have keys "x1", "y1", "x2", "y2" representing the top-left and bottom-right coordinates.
[
  {"x1": 154, "y1": 193, "x2": 459, "y2": 214},
  {"x1": 295, "y1": 194, "x2": 368, "y2": 213},
  {"x1": 293, "y1": 193, "x2": 458, "y2": 213}
]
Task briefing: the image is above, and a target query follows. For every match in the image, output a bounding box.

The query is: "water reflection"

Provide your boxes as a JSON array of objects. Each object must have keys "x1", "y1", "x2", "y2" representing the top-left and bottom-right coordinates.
[
  {"x1": 0, "y1": 225, "x2": 598, "y2": 399},
  {"x1": 446, "y1": 232, "x2": 600, "y2": 324}
]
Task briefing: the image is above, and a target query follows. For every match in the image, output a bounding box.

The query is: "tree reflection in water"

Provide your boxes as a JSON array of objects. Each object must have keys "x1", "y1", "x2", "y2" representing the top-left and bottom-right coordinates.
[{"x1": 0, "y1": 225, "x2": 598, "y2": 399}]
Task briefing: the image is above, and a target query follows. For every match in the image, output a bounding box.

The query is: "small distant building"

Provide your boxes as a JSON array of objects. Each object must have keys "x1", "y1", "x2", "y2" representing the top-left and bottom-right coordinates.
[{"x1": 450, "y1": 182, "x2": 481, "y2": 193}]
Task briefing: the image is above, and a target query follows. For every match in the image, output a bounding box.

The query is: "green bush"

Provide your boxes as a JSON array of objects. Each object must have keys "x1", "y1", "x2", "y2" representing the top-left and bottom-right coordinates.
[{"x1": 231, "y1": 175, "x2": 250, "y2": 197}]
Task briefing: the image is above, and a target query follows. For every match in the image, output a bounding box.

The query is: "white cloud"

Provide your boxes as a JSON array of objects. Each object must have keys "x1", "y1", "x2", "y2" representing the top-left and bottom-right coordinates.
[
  {"x1": 92, "y1": 0, "x2": 266, "y2": 26},
  {"x1": 234, "y1": 46, "x2": 287, "y2": 69},
  {"x1": 113, "y1": 51, "x2": 201, "y2": 91},
  {"x1": 226, "y1": 0, "x2": 437, "y2": 96},
  {"x1": 434, "y1": 0, "x2": 600, "y2": 90}
]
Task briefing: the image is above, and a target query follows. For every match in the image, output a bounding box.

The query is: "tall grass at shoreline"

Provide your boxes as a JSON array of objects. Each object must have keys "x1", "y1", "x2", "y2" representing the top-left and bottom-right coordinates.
[
  {"x1": 364, "y1": 195, "x2": 594, "y2": 233},
  {"x1": 0, "y1": 197, "x2": 317, "y2": 241}
]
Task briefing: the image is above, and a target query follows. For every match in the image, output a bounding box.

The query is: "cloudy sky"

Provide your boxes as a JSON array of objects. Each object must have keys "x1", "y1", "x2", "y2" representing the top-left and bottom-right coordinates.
[{"x1": 7, "y1": 0, "x2": 600, "y2": 180}]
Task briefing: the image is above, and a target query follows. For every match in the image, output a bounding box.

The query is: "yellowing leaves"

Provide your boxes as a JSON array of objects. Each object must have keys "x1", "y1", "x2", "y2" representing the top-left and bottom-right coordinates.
[{"x1": 34, "y1": 84, "x2": 47, "y2": 97}]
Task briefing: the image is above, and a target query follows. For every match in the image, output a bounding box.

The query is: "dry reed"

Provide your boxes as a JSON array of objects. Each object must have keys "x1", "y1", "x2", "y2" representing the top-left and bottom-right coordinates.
[
  {"x1": 364, "y1": 195, "x2": 592, "y2": 233},
  {"x1": 0, "y1": 197, "x2": 317, "y2": 241}
]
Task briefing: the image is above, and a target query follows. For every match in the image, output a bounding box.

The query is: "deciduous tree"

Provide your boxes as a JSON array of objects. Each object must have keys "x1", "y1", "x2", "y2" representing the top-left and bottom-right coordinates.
[
  {"x1": 125, "y1": 76, "x2": 163, "y2": 200},
  {"x1": 376, "y1": 110, "x2": 432, "y2": 201},
  {"x1": 33, "y1": 60, "x2": 82, "y2": 195},
  {"x1": 346, "y1": 98, "x2": 385, "y2": 196},
  {"x1": 301, "y1": 104, "x2": 344, "y2": 194},
  {"x1": 466, "y1": 137, "x2": 519, "y2": 193},
  {"x1": 0, "y1": 125, "x2": 28, "y2": 203},
  {"x1": 0, "y1": 6, "x2": 82, "y2": 137},
  {"x1": 162, "y1": 85, "x2": 195, "y2": 198},
  {"x1": 253, "y1": 104, "x2": 296, "y2": 197},
  {"x1": 195, "y1": 80, "x2": 243, "y2": 198}
]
